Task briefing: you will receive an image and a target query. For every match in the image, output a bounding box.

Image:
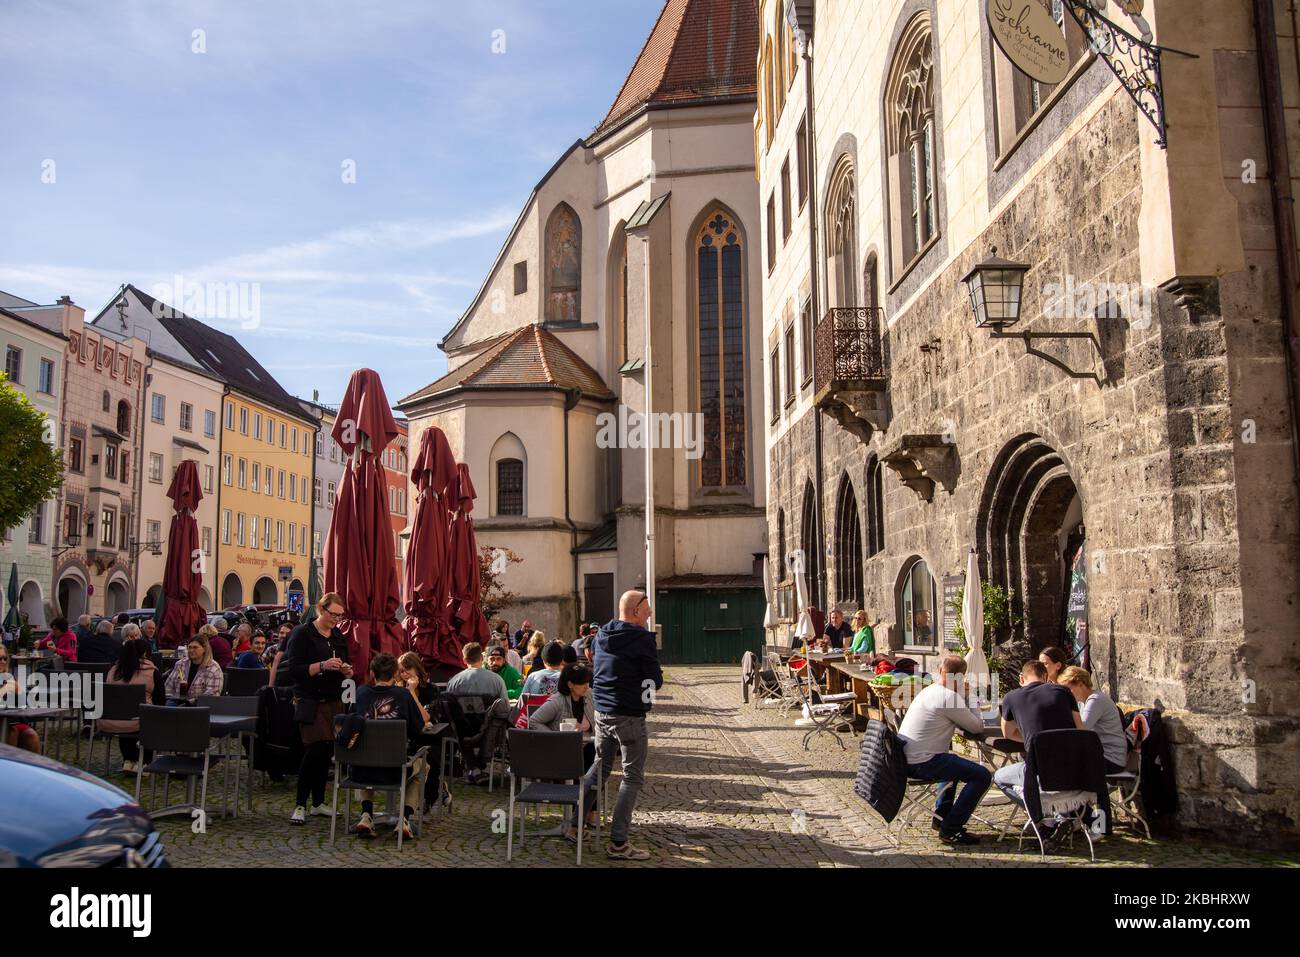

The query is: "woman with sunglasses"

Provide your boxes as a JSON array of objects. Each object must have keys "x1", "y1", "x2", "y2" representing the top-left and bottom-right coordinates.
[{"x1": 287, "y1": 591, "x2": 353, "y2": 826}]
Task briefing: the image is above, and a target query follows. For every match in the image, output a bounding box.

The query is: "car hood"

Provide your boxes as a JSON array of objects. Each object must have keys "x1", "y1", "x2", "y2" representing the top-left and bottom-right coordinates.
[{"x1": 0, "y1": 744, "x2": 155, "y2": 867}]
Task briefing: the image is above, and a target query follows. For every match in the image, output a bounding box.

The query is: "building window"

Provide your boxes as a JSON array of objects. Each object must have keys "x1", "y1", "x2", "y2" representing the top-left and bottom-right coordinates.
[
  {"x1": 204, "y1": 409, "x2": 216, "y2": 437},
  {"x1": 898, "y1": 557, "x2": 938, "y2": 650},
  {"x1": 253, "y1": 412, "x2": 262, "y2": 440},
  {"x1": 236, "y1": 513, "x2": 246, "y2": 547},
  {"x1": 151, "y1": 393, "x2": 166, "y2": 423},
  {"x1": 238, "y1": 458, "x2": 247, "y2": 489},
  {"x1": 291, "y1": 427, "x2": 298, "y2": 453},
  {"x1": 68, "y1": 436, "x2": 83, "y2": 473},
  {"x1": 204, "y1": 464, "x2": 214, "y2": 493},
  {"x1": 276, "y1": 521, "x2": 285, "y2": 552},
  {"x1": 776, "y1": 508, "x2": 787, "y2": 580},
  {"x1": 179, "y1": 402, "x2": 193, "y2": 431},
  {"x1": 885, "y1": 17, "x2": 938, "y2": 278},
  {"x1": 101, "y1": 507, "x2": 117, "y2": 547},
  {"x1": 315, "y1": 432, "x2": 323, "y2": 457},
  {"x1": 835, "y1": 477, "x2": 864, "y2": 609},
  {"x1": 289, "y1": 474, "x2": 296, "y2": 502},
  {"x1": 224, "y1": 401, "x2": 234, "y2": 430},
  {"x1": 329, "y1": 441, "x2": 338, "y2": 463},
  {"x1": 796, "y1": 116, "x2": 809, "y2": 208},
  {"x1": 221, "y1": 510, "x2": 231, "y2": 545},
  {"x1": 222, "y1": 454, "x2": 232, "y2": 486},
  {"x1": 799, "y1": 297, "x2": 814, "y2": 385},
  {"x1": 865, "y1": 454, "x2": 885, "y2": 557},
  {"x1": 263, "y1": 517, "x2": 272, "y2": 551},
  {"x1": 992, "y1": 0, "x2": 1089, "y2": 152},
  {"x1": 314, "y1": 478, "x2": 322, "y2": 505},
  {"x1": 264, "y1": 465, "x2": 272, "y2": 495},
  {"x1": 766, "y1": 194, "x2": 776, "y2": 272},
  {"x1": 769, "y1": 343, "x2": 781, "y2": 424},
  {"x1": 38, "y1": 358, "x2": 54, "y2": 394},
  {"x1": 783, "y1": 320, "x2": 795, "y2": 404},
  {"x1": 544, "y1": 203, "x2": 582, "y2": 323},
  {"x1": 278, "y1": 470, "x2": 285, "y2": 498},
  {"x1": 202, "y1": 526, "x2": 212, "y2": 556},
  {"x1": 300, "y1": 525, "x2": 307, "y2": 556},
  {"x1": 827, "y1": 160, "x2": 859, "y2": 307},
  {"x1": 313, "y1": 531, "x2": 322, "y2": 558},
  {"x1": 63, "y1": 504, "x2": 79, "y2": 545},
  {"x1": 279, "y1": 423, "x2": 286, "y2": 448},
  {"x1": 3, "y1": 346, "x2": 20, "y2": 383},
  {"x1": 781, "y1": 158, "x2": 792, "y2": 243},
  {"x1": 514, "y1": 261, "x2": 527, "y2": 295},
  {"x1": 252, "y1": 464, "x2": 260, "y2": 493},
  {"x1": 289, "y1": 522, "x2": 296, "y2": 553},
  {"x1": 117, "y1": 400, "x2": 131, "y2": 436},
  {"x1": 121, "y1": 452, "x2": 130, "y2": 485},
  {"x1": 149, "y1": 453, "x2": 164, "y2": 484},
  {"x1": 120, "y1": 512, "x2": 129, "y2": 552},
  {"x1": 251, "y1": 513, "x2": 259, "y2": 549},
  {"x1": 799, "y1": 481, "x2": 824, "y2": 609},
  {"x1": 763, "y1": 37, "x2": 774, "y2": 147},
  {"x1": 695, "y1": 209, "x2": 748, "y2": 488},
  {"x1": 102, "y1": 390, "x2": 110, "y2": 413},
  {"x1": 327, "y1": 482, "x2": 336, "y2": 507},
  {"x1": 496, "y1": 459, "x2": 524, "y2": 516},
  {"x1": 28, "y1": 500, "x2": 46, "y2": 544},
  {"x1": 104, "y1": 443, "x2": 119, "y2": 480},
  {"x1": 266, "y1": 417, "x2": 275, "y2": 445},
  {"x1": 239, "y1": 407, "x2": 248, "y2": 435}
]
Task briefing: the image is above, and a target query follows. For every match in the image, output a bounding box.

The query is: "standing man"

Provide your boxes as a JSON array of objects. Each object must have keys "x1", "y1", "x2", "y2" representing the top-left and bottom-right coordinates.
[{"x1": 585, "y1": 590, "x2": 662, "y2": 861}]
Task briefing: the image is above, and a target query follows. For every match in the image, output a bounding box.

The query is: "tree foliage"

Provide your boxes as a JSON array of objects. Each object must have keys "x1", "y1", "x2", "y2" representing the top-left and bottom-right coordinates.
[
  {"x1": 477, "y1": 544, "x2": 523, "y2": 622},
  {"x1": 0, "y1": 374, "x2": 63, "y2": 533}
]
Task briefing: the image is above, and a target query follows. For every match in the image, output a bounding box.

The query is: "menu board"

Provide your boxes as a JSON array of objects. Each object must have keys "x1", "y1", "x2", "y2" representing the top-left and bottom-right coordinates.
[
  {"x1": 1065, "y1": 544, "x2": 1089, "y2": 668},
  {"x1": 942, "y1": 574, "x2": 965, "y2": 650}
]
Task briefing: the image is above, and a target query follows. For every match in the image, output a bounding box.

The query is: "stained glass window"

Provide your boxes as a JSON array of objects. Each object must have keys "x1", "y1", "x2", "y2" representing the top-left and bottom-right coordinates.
[{"x1": 696, "y1": 211, "x2": 747, "y2": 487}]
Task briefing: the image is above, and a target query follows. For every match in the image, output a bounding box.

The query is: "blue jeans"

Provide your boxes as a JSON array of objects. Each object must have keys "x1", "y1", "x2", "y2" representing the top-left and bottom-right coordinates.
[{"x1": 906, "y1": 753, "x2": 992, "y2": 836}]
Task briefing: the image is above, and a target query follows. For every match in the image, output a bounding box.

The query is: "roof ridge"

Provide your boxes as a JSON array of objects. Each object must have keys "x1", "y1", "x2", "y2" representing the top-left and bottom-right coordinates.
[{"x1": 596, "y1": 0, "x2": 685, "y2": 135}]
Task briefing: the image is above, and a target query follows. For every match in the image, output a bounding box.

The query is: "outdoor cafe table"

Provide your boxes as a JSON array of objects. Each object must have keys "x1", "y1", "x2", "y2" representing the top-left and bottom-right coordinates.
[
  {"x1": 0, "y1": 706, "x2": 68, "y2": 758},
  {"x1": 822, "y1": 660, "x2": 893, "y2": 720}
]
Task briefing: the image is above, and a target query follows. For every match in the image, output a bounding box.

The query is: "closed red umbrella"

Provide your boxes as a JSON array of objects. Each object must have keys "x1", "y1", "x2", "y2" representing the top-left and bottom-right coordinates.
[
  {"x1": 158, "y1": 460, "x2": 205, "y2": 651},
  {"x1": 403, "y1": 425, "x2": 459, "y2": 676},
  {"x1": 444, "y1": 462, "x2": 491, "y2": 650},
  {"x1": 324, "y1": 368, "x2": 407, "y2": 679}
]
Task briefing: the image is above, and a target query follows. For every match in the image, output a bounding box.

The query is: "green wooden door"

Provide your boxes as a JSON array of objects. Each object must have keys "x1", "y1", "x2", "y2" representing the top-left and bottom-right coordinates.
[{"x1": 654, "y1": 587, "x2": 766, "y2": 664}]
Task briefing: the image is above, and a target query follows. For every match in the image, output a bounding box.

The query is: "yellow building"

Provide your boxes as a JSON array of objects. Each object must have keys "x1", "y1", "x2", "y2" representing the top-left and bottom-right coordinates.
[
  {"x1": 216, "y1": 390, "x2": 316, "y2": 608},
  {"x1": 105, "y1": 285, "x2": 317, "y2": 610}
]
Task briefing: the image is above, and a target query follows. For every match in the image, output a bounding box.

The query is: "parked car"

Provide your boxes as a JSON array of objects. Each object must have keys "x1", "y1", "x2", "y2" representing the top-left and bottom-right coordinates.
[{"x1": 0, "y1": 744, "x2": 168, "y2": 867}]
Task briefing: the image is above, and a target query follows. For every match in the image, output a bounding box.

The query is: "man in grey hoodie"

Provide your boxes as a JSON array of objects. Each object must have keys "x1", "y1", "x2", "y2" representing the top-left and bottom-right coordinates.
[{"x1": 584, "y1": 589, "x2": 663, "y2": 860}]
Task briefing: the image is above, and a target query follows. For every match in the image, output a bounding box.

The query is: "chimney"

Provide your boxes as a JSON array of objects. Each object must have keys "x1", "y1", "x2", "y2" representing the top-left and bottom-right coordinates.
[
  {"x1": 56, "y1": 295, "x2": 73, "y2": 305},
  {"x1": 313, "y1": 389, "x2": 320, "y2": 402}
]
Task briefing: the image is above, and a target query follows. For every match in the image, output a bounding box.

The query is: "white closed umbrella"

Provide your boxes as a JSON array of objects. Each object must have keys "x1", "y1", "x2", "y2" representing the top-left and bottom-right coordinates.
[
  {"x1": 793, "y1": 565, "x2": 814, "y2": 647},
  {"x1": 763, "y1": 557, "x2": 776, "y2": 630},
  {"x1": 963, "y1": 548, "x2": 990, "y2": 705}
]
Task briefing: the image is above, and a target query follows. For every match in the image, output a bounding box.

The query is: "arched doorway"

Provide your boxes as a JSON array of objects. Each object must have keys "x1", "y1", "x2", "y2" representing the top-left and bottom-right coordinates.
[
  {"x1": 253, "y1": 576, "x2": 279, "y2": 605},
  {"x1": 105, "y1": 576, "x2": 130, "y2": 615},
  {"x1": 799, "y1": 480, "x2": 825, "y2": 609},
  {"x1": 977, "y1": 434, "x2": 1083, "y2": 651},
  {"x1": 58, "y1": 571, "x2": 87, "y2": 620},
  {"x1": 221, "y1": 572, "x2": 243, "y2": 610},
  {"x1": 19, "y1": 580, "x2": 45, "y2": 628},
  {"x1": 198, "y1": 587, "x2": 213, "y2": 613},
  {"x1": 142, "y1": 584, "x2": 164, "y2": 609},
  {"x1": 289, "y1": 578, "x2": 304, "y2": 594}
]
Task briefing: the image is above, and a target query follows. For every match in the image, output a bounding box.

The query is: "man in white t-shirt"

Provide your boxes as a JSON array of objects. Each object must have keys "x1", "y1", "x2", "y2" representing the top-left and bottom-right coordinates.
[{"x1": 895, "y1": 655, "x2": 992, "y2": 846}]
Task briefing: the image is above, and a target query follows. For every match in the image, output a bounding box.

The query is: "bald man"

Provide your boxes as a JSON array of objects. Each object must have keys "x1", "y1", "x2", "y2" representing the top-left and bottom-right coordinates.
[{"x1": 584, "y1": 589, "x2": 663, "y2": 861}]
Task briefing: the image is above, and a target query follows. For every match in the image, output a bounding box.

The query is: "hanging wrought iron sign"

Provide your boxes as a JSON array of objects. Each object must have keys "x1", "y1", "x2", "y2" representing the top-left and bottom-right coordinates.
[
  {"x1": 1065, "y1": 0, "x2": 1197, "y2": 149},
  {"x1": 987, "y1": 0, "x2": 1072, "y2": 85}
]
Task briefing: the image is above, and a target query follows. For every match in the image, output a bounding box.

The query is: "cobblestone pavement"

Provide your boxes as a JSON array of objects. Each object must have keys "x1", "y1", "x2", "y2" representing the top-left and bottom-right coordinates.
[{"x1": 67, "y1": 666, "x2": 1299, "y2": 867}]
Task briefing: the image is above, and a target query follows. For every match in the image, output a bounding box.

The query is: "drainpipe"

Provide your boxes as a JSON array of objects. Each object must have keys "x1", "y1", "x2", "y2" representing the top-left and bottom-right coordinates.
[
  {"x1": 1254, "y1": 0, "x2": 1300, "y2": 544},
  {"x1": 563, "y1": 386, "x2": 581, "y2": 631},
  {"x1": 132, "y1": 349, "x2": 152, "y2": 607},
  {"x1": 799, "y1": 25, "x2": 826, "y2": 609},
  {"x1": 643, "y1": 235, "x2": 656, "y2": 611}
]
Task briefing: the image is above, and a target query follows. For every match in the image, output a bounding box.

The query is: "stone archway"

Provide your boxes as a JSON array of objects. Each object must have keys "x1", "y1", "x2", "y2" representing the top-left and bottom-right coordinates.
[
  {"x1": 221, "y1": 572, "x2": 243, "y2": 610},
  {"x1": 143, "y1": 584, "x2": 164, "y2": 609},
  {"x1": 253, "y1": 576, "x2": 280, "y2": 605},
  {"x1": 105, "y1": 576, "x2": 130, "y2": 616},
  {"x1": 976, "y1": 434, "x2": 1083, "y2": 650},
  {"x1": 57, "y1": 570, "x2": 88, "y2": 620},
  {"x1": 19, "y1": 580, "x2": 45, "y2": 628},
  {"x1": 198, "y1": 587, "x2": 213, "y2": 613}
]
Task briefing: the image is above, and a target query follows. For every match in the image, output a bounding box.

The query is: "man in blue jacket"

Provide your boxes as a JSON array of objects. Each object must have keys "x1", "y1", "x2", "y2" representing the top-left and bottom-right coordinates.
[{"x1": 584, "y1": 589, "x2": 663, "y2": 860}]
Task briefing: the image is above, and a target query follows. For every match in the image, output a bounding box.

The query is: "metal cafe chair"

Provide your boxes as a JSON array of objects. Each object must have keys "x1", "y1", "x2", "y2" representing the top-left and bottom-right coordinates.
[
  {"x1": 329, "y1": 719, "x2": 429, "y2": 850},
  {"x1": 505, "y1": 729, "x2": 596, "y2": 865},
  {"x1": 134, "y1": 705, "x2": 218, "y2": 821},
  {"x1": 86, "y1": 682, "x2": 147, "y2": 776}
]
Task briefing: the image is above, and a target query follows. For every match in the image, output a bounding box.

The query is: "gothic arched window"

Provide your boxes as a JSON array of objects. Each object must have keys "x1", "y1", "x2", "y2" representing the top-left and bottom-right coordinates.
[
  {"x1": 826, "y1": 161, "x2": 858, "y2": 308},
  {"x1": 544, "y1": 203, "x2": 581, "y2": 324},
  {"x1": 865, "y1": 453, "x2": 885, "y2": 557},
  {"x1": 835, "y1": 475, "x2": 864, "y2": 609},
  {"x1": 696, "y1": 209, "x2": 748, "y2": 488},
  {"x1": 885, "y1": 17, "x2": 938, "y2": 277}
]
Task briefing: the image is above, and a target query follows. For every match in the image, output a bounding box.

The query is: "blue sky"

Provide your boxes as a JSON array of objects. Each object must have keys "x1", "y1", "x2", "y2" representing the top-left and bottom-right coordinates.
[{"x1": 0, "y1": 0, "x2": 662, "y2": 407}]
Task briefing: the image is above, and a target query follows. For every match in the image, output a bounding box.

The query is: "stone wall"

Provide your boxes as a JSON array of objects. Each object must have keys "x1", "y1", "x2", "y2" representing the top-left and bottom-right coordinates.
[{"x1": 768, "y1": 91, "x2": 1300, "y2": 843}]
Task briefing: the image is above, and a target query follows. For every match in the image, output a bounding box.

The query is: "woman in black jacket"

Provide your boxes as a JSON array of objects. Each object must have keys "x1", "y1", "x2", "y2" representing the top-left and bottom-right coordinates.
[{"x1": 287, "y1": 592, "x2": 353, "y2": 825}]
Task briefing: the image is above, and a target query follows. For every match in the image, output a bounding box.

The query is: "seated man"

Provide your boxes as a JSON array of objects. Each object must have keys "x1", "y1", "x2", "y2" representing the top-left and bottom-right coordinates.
[
  {"x1": 445, "y1": 642, "x2": 508, "y2": 703},
  {"x1": 519, "y1": 639, "x2": 565, "y2": 698},
  {"x1": 896, "y1": 655, "x2": 991, "y2": 846},
  {"x1": 350, "y1": 653, "x2": 430, "y2": 841},
  {"x1": 994, "y1": 659, "x2": 1086, "y2": 806},
  {"x1": 823, "y1": 608, "x2": 853, "y2": 651},
  {"x1": 484, "y1": 643, "x2": 523, "y2": 700},
  {"x1": 78, "y1": 618, "x2": 123, "y2": 666}
]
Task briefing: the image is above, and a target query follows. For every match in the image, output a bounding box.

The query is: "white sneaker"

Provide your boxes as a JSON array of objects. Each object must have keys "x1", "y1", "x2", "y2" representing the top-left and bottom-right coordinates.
[
  {"x1": 353, "y1": 811, "x2": 376, "y2": 838},
  {"x1": 289, "y1": 805, "x2": 307, "y2": 825},
  {"x1": 122, "y1": 760, "x2": 139, "y2": 774},
  {"x1": 309, "y1": 804, "x2": 335, "y2": 818}
]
